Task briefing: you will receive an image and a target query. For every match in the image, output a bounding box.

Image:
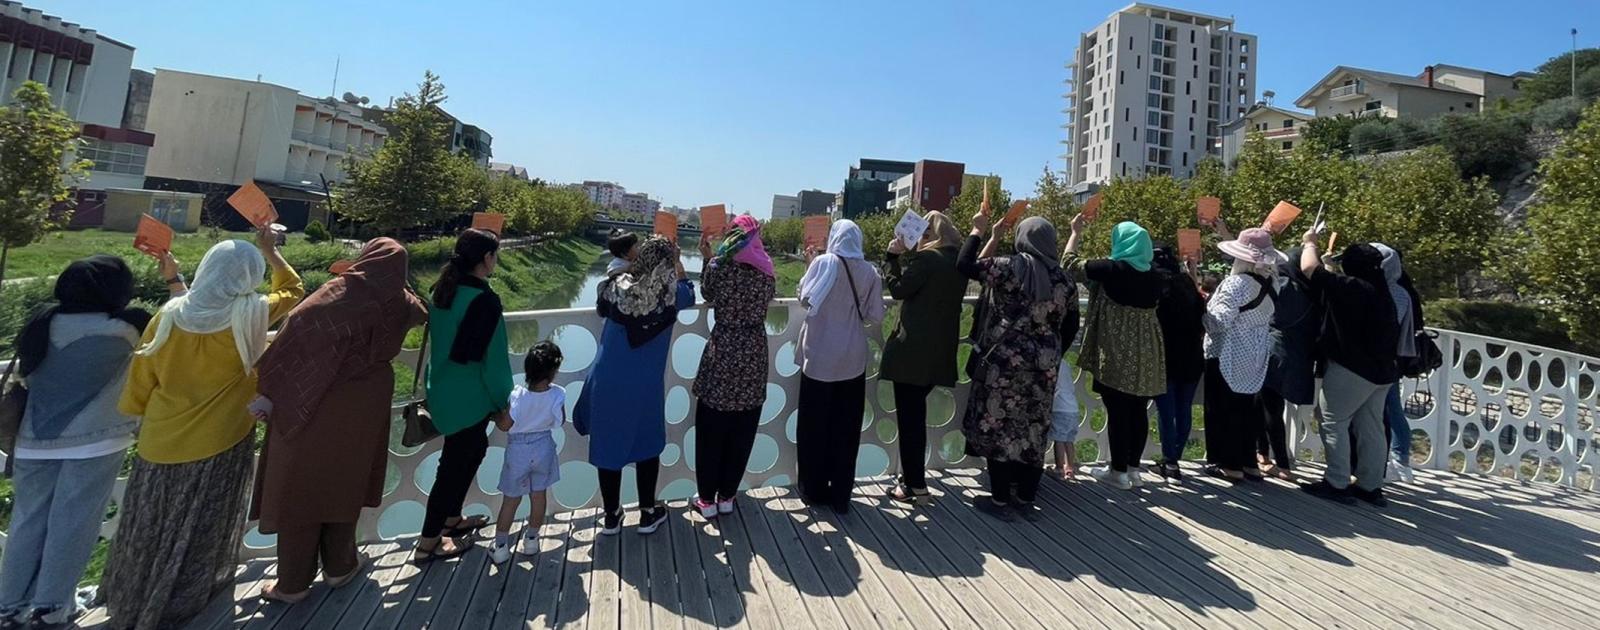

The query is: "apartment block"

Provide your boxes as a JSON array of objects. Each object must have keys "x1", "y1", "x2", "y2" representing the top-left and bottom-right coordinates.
[{"x1": 1063, "y1": 3, "x2": 1256, "y2": 190}]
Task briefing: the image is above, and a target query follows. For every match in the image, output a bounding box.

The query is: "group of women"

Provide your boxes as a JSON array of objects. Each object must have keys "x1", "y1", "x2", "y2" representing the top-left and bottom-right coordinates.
[{"x1": 0, "y1": 204, "x2": 1424, "y2": 628}]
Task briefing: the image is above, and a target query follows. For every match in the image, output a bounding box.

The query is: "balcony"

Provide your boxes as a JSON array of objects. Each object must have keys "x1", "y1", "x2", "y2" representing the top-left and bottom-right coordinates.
[
  {"x1": 291, "y1": 129, "x2": 314, "y2": 143},
  {"x1": 1330, "y1": 83, "x2": 1366, "y2": 101}
]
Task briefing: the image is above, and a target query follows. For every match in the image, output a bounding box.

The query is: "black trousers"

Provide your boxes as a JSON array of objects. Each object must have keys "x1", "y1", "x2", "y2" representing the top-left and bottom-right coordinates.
[
  {"x1": 892, "y1": 382, "x2": 934, "y2": 489},
  {"x1": 986, "y1": 458, "x2": 1043, "y2": 503},
  {"x1": 695, "y1": 403, "x2": 761, "y2": 500},
  {"x1": 598, "y1": 457, "x2": 660, "y2": 514},
  {"x1": 1203, "y1": 359, "x2": 1259, "y2": 471},
  {"x1": 797, "y1": 373, "x2": 865, "y2": 506},
  {"x1": 1100, "y1": 385, "x2": 1152, "y2": 473},
  {"x1": 1257, "y1": 389, "x2": 1293, "y2": 469},
  {"x1": 422, "y1": 418, "x2": 490, "y2": 538}
]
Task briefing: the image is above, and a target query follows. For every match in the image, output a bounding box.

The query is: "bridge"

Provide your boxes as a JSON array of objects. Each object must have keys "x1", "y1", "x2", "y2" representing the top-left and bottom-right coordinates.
[
  {"x1": 592, "y1": 217, "x2": 704, "y2": 236},
  {"x1": 42, "y1": 300, "x2": 1600, "y2": 628}
]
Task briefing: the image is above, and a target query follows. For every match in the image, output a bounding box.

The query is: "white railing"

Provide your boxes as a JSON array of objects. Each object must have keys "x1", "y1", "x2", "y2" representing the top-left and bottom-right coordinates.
[
  {"x1": 1, "y1": 304, "x2": 1595, "y2": 558},
  {"x1": 1330, "y1": 83, "x2": 1365, "y2": 99}
]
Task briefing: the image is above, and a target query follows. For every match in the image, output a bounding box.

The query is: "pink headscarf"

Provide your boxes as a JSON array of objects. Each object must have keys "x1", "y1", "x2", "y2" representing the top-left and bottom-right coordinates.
[{"x1": 720, "y1": 214, "x2": 775, "y2": 278}]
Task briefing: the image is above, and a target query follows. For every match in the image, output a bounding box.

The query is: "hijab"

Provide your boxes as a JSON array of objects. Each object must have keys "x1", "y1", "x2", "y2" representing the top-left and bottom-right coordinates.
[
  {"x1": 715, "y1": 214, "x2": 775, "y2": 278},
  {"x1": 600, "y1": 236, "x2": 681, "y2": 347},
  {"x1": 1011, "y1": 216, "x2": 1060, "y2": 302},
  {"x1": 798, "y1": 219, "x2": 864, "y2": 316},
  {"x1": 1110, "y1": 221, "x2": 1154, "y2": 272},
  {"x1": 136, "y1": 240, "x2": 269, "y2": 371},
  {"x1": 256, "y1": 238, "x2": 421, "y2": 439},
  {"x1": 16, "y1": 255, "x2": 151, "y2": 377},
  {"x1": 1373, "y1": 243, "x2": 1418, "y2": 358},
  {"x1": 917, "y1": 211, "x2": 964, "y2": 252}
]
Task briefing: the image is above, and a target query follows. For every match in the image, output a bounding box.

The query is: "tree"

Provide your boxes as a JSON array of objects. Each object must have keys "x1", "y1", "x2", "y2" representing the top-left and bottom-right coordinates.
[
  {"x1": 1301, "y1": 113, "x2": 1364, "y2": 156},
  {"x1": 1029, "y1": 165, "x2": 1077, "y2": 231},
  {"x1": 1430, "y1": 112, "x2": 1531, "y2": 181},
  {"x1": 1348, "y1": 118, "x2": 1401, "y2": 154},
  {"x1": 1520, "y1": 100, "x2": 1600, "y2": 346},
  {"x1": 1516, "y1": 48, "x2": 1600, "y2": 105},
  {"x1": 339, "y1": 71, "x2": 481, "y2": 232},
  {"x1": 1075, "y1": 174, "x2": 1189, "y2": 258},
  {"x1": 945, "y1": 174, "x2": 1010, "y2": 235},
  {"x1": 762, "y1": 217, "x2": 803, "y2": 255},
  {"x1": 0, "y1": 81, "x2": 89, "y2": 287}
]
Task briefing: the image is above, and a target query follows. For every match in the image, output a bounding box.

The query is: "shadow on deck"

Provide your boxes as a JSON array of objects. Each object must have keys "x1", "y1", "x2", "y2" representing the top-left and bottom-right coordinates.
[{"x1": 78, "y1": 465, "x2": 1600, "y2": 629}]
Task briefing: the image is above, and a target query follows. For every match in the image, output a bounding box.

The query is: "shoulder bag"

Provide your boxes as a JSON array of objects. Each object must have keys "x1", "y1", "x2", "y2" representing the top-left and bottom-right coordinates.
[
  {"x1": 400, "y1": 322, "x2": 440, "y2": 447},
  {"x1": 0, "y1": 352, "x2": 28, "y2": 477}
]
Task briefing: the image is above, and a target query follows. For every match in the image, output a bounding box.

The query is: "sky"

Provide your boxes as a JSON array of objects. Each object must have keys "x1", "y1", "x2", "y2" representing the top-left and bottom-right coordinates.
[{"x1": 35, "y1": 0, "x2": 1599, "y2": 217}]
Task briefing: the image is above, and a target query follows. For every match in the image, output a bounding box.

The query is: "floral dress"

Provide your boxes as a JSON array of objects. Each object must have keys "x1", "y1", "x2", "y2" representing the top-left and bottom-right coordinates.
[
  {"x1": 693, "y1": 261, "x2": 776, "y2": 411},
  {"x1": 961, "y1": 256, "x2": 1076, "y2": 466}
]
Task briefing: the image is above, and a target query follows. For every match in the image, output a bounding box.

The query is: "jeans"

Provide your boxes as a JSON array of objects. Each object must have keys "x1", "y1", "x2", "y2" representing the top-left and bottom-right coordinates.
[
  {"x1": 599, "y1": 457, "x2": 661, "y2": 514},
  {"x1": 1153, "y1": 379, "x2": 1199, "y2": 464},
  {"x1": 0, "y1": 451, "x2": 123, "y2": 613},
  {"x1": 891, "y1": 382, "x2": 934, "y2": 490},
  {"x1": 694, "y1": 403, "x2": 760, "y2": 501},
  {"x1": 797, "y1": 373, "x2": 865, "y2": 506},
  {"x1": 1257, "y1": 389, "x2": 1293, "y2": 470},
  {"x1": 986, "y1": 458, "x2": 1043, "y2": 503},
  {"x1": 1385, "y1": 384, "x2": 1411, "y2": 463},
  {"x1": 422, "y1": 418, "x2": 490, "y2": 538},
  {"x1": 1319, "y1": 362, "x2": 1390, "y2": 491},
  {"x1": 1100, "y1": 386, "x2": 1152, "y2": 473}
]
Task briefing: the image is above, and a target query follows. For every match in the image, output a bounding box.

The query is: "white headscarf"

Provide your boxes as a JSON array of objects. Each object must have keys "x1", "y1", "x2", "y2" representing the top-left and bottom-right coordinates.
[
  {"x1": 1372, "y1": 243, "x2": 1417, "y2": 358},
  {"x1": 136, "y1": 240, "x2": 270, "y2": 370},
  {"x1": 797, "y1": 220, "x2": 864, "y2": 317}
]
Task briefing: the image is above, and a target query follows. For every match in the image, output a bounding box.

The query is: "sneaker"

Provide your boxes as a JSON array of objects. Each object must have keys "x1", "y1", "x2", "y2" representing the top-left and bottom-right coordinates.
[
  {"x1": 1163, "y1": 462, "x2": 1185, "y2": 481},
  {"x1": 0, "y1": 607, "x2": 22, "y2": 630},
  {"x1": 1351, "y1": 486, "x2": 1389, "y2": 507},
  {"x1": 1300, "y1": 480, "x2": 1357, "y2": 505},
  {"x1": 637, "y1": 505, "x2": 668, "y2": 535},
  {"x1": 489, "y1": 541, "x2": 513, "y2": 564},
  {"x1": 517, "y1": 533, "x2": 540, "y2": 557},
  {"x1": 694, "y1": 497, "x2": 719, "y2": 519},
  {"x1": 1128, "y1": 467, "x2": 1147, "y2": 488},
  {"x1": 601, "y1": 510, "x2": 623, "y2": 536},
  {"x1": 28, "y1": 605, "x2": 81, "y2": 627},
  {"x1": 1397, "y1": 464, "x2": 1416, "y2": 484},
  {"x1": 717, "y1": 497, "x2": 736, "y2": 515},
  {"x1": 1091, "y1": 467, "x2": 1133, "y2": 490},
  {"x1": 1385, "y1": 452, "x2": 1402, "y2": 482}
]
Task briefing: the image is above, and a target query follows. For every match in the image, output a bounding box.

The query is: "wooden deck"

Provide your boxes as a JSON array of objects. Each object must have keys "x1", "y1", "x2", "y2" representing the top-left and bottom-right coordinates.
[{"x1": 78, "y1": 465, "x2": 1600, "y2": 629}]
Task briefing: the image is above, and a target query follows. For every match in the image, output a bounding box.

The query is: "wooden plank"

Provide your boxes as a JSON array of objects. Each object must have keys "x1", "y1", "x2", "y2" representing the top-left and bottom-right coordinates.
[
  {"x1": 587, "y1": 508, "x2": 622, "y2": 630},
  {"x1": 644, "y1": 502, "x2": 685, "y2": 630},
  {"x1": 619, "y1": 509, "x2": 651, "y2": 630},
  {"x1": 462, "y1": 535, "x2": 519, "y2": 630},
  {"x1": 726, "y1": 488, "x2": 826, "y2": 628},
  {"x1": 837, "y1": 480, "x2": 962, "y2": 630},
  {"x1": 804, "y1": 504, "x2": 914, "y2": 628},
  {"x1": 177, "y1": 559, "x2": 271, "y2": 630},
  {"x1": 514, "y1": 516, "x2": 577, "y2": 630},
  {"x1": 554, "y1": 510, "x2": 599, "y2": 630},
  {"x1": 665, "y1": 504, "x2": 717, "y2": 630},
  {"x1": 360, "y1": 550, "x2": 436, "y2": 629},
  {"x1": 746, "y1": 486, "x2": 847, "y2": 628},
  {"x1": 304, "y1": 543, "x2": 409, "y2": 630},
  {"x1": 211, "y1": 562, "x2": 278, "y2": 629},
  {"x1": 690, "y1": 504, "x2": 747, "y2": 628},
  {"x1": 712, "y1": 504, "x2": 783, "y2": 629},
  {"x1": 429, "y1": 538, "x2": 493, "y2": 628}
]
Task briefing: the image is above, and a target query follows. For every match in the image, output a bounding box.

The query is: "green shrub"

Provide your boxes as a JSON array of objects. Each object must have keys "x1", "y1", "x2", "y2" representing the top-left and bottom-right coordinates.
[
  {"x1": 1423, "y1": 299, "x2": 1595, "y2": 356},
  {"x1": 1532, "y1": 96, "x2": 1586, "y2": 132},
  {"x1": 1349, "y1": 119, "x2": 1401, "y2": 153},
  {"x1": 303, "y1": 220, "x2": 331, "y2": 243}
]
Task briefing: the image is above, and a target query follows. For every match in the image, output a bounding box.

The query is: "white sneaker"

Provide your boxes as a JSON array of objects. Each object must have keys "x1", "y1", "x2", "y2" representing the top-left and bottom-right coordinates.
[
  {"x1": 490, "y1": 541, "x2": 512, "y2": 565},
  {"x1": 694, "y1": 496, "x2": 719, "y2": 519},
  {"x1": 517, "y1": 534, "x2": 539, "y2": 557},
  {"x1": 1385, "y1": 453, "x2": 1402, "y2": 482},
  {"x1": 717, "y1": 496, "x2": 736, "y2": 514},
  {"x1": 1398, "y1": 464, "x2": 1416, "y2": 483},
  {"x1": 1128, "y1": 467, "x2": 1147, "y2": 488},
  {"x1": 1092, "y1": 467, "x2": 1133, "y2": 490}
]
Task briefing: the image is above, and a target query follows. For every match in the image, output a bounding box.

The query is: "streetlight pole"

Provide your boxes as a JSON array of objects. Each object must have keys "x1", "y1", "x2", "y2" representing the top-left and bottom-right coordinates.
[{"x1": 1574, "y1": 28, "x2": 1579, "y2": 99}]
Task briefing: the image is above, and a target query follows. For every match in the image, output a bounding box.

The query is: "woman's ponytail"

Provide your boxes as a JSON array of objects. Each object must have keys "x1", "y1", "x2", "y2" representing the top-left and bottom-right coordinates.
[{"x1": 431, "y1": 228, "x2": 500, "y2": 308}]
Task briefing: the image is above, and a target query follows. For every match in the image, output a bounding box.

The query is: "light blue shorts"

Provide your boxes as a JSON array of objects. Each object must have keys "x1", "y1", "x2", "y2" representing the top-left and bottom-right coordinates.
[
  {"x1": 1050, "y1": 359, "x2": 1082, "y2": 443},
  {"x1": 499, "y1": 431, "x2": 560, "y2": 497}
]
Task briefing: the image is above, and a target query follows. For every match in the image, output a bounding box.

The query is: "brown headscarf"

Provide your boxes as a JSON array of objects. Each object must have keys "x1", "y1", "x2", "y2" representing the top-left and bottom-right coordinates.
[
  {"x1": 917, "y1": 210, "x2": 964, "y2": 252},
  {"x1": 256, "y1": 238, "x2": 427, "y2": 439}
]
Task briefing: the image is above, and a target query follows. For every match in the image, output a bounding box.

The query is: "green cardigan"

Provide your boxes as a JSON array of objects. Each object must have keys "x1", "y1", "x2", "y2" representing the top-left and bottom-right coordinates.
[
  {"x1": 879, "y1": 247, "x2": 969, "y2": 388},
  {"x1": 426, "y1": 284, "x2": 514, "y2": 435}
]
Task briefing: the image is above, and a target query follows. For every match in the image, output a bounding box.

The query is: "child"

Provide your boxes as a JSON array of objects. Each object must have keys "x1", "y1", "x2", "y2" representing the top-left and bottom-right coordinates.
[
  {"x1": 1050, "y1": 358, "x2": 1081, "y2": 481},
  {"x1": 606, "y1": 232, "x2": 640, "y2": 277},
  {"x1": 490, "y1": 341, "x2": 566, "y2": 564}
]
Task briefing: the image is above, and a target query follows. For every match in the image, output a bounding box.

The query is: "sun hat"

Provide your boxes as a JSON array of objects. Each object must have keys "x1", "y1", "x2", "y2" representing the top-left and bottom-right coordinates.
[{"x1": 1217, "y1": 227, "x2": 1286, "y2": 265}]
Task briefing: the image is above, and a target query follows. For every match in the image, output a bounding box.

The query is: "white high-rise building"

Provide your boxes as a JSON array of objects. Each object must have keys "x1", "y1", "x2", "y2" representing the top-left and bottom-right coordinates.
[{"x1": 1063, "y1": 3, "x2": 1256, "y2": 191}]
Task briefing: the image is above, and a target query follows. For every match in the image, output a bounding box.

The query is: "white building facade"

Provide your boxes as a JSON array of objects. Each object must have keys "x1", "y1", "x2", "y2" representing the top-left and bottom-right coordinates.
[
  {"x1": 1219, "y1": 103, "x2": 1313, "y2": 165},
  {"x1": 1063, "y1": 3, "x2": 1257, "y2": 190},
  {"x1": 770, "y1": 194, "x2": 799, "y2": 219},
  {"x1": 1294, "y1": 65, "x2": 1522, "y2": 121},
  {"x1": 583, "y1": 180, "x2": 627, "y2": 209}
]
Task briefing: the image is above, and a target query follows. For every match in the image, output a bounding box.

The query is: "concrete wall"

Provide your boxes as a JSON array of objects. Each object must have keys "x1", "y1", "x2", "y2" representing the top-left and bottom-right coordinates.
[
  {"x1": 144, "y1": 70, "x2": 298, "y2": 185},
  {"x1": 102, "y1": 188, "x2": 204, "y2": 232},
  {"x1": 1396, "y1": 85, "x2": 1478, "y2": 119},
  {"x1": 76, "y1": 36, "x2": 131, "y2": 127},
  {"x1": 770, "y1": 194, "x2": 799, "y2": 219}
]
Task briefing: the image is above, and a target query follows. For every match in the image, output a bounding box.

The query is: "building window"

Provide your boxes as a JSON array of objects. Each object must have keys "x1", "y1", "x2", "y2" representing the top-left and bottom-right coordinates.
[
  {"x1": 80, "y1": 139, "x2": 150, "y2": 176},
  {"x1": 1124, "y1": 107, "x2": 1130, "y2": 121},
  {"x1": 1188, "y1": 118, "x2": 1194, "y2": 131},
  {"x1": 1282, "y1": 119, "x2": 1294, "y2": 128},
  {"x1": 1242, "y1": 40, "x2": 1250, "y2": 53},
  {"x1": 1133, "y1": 127, "x2": 1139, "y2": 141},
  {"x1": 1190, "y1": 30, "x2": 1196, "y2": 44},
  {"x1": 1129, "y1": 36, "x2": 1134, "y2": 50},
  {"x1": 1190, "y1": 136, "x2": 1195, "y2": 149},
  {"x1": 1185, "y1": 81, "x2": 1191, "y2": 95},
  {"x1": 1122, "y1": 163, "x2": 1127, "y2": 176},
  {"x1": 1365, "y1": 100, "x2": 1382, "y2": 111},
  {"x1": 1182, "y1": 152, "x2": 1188, "y2": 166},
  {"x1": 1115, "y1": 142, "x2": 1120, "y2": 157},
  {"x1": 1119, "y1": 70, "x2": 1124, "y2": 85},
  {"x1": 1282, "y1": 141, "x2": 1294, "y2": 150},
  {"x1": 1449, "y1": 106, "x2": 1455, "y2": 112}
]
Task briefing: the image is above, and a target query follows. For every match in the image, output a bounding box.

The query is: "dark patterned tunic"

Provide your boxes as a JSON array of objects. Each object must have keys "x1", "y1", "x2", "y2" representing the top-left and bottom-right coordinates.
[{"x1": 693, "y1": 261, "x2": 776, "y2": 411}]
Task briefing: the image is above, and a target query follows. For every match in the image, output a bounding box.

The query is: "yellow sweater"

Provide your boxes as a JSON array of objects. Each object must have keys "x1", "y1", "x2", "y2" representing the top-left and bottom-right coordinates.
[{"x1": 119, "y1": 266, "x2": 304, "y2": 464}]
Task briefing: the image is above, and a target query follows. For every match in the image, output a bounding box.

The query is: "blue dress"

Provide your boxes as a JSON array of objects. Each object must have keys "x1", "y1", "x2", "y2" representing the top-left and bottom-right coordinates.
[{"x1": 576, "y1": 279, "x2": 695, "y2": 470}]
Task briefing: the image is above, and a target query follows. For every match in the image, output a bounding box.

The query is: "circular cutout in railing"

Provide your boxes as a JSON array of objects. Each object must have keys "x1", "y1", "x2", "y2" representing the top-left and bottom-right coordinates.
[
  {"x1": 940, "y1": 432, "x2": 967, "y2": 464},
  {"x1": 683, "y1": 426, "x2": 698, "y2": 471},
  {"x1": 1518, "y1": 451, "x2": 1541, "y2": 481},
  {"x1": 383, "y1": 458, "x2": 401, "y2": 497},
  {"x1": 552, "y1": 424, "x2": 567, "y2": 455},
  {"x1": 861, "y1": 407, "x2": 873, "y2": 432},
  {"x1": 661, "y1": 478, "x2": 697, "y2": 502},
  {"x1": 774, "y1": 341, "x2": 799, "y2": 377},
  {"x1": 665, "y1": 385, "x2": 690, "y2": 424},
  {"x1": 1507, "y1": 351, "x2": 1525, "y2": 382},
  {"x1": 1462, "y1": 349, "x2": 1483, "y2": 379},
  {"x1": 677, "y1": 308, "x2": 699, "y2": 326},
  {"x1": 765, "y1": 306, "x2": 791, "y2": 337},
  {"x1": 376, "y1": 500, "x2": 425, "y2": 540},
  {"x1": 505, "y1": 319, "x2": 542, "y2": 355},
  {"x1": 956, "y1": 344, "x2": 973, "y2": 385},
  {"x1": 1461, "y1": 423, "x2": 1480, "y2": 449},
  {"x1": 1448, "y1": 420, "x2": 1461, "y2": 445},
  {"x1": 1545, "y1": 424, "x2": 1566, "y2": 452},
  {"x1": 1579, "y1": 373, "x2": 1595, "y2": 400},
  {"x1": 550, "y1": 324, "x2": 598, "y2": 373},
  {"x1": 747, "y1": 434, "x2": 780, "y2": 474},
  {"x1": 876, "y1": 380, "x2": 896, "y2": 413},
  {"x1": 243, "y1": 525, "x2": 275, "y2": 550},
  {"x1": 856, "y1": 444, "x2": 890, "y2": 477},
  {"x1": 1475, "y1": 443, "x2": 1495, "y2": 474},
  {"x1": 760, "y1": 383, "x2": 786, "y2": 425},
  {"x1": 1409, "y1": 430, "x2": 1430, "y2": 467},
  {"x1": 552, "y1": 461, "x2": 598, "y2": 510},
  {"x1": 563, "y1": 380, "x2": 584, "y2": 421},
  {"x1": 876, "y1": 418, "x2": 898, "y2": 444},
  {"x1": 763, "y1": 474, "x2": 792, "y2": 488},
  {"x1": 478, "y1": 446, "x2": 505, "y2": 496},
  {"x1": 1547, "y1": 358, "x2": 1568, "y2": 388},
  {"x1": 1448, "y1": 450, "x2": 1467, "y2": 474},
  {"x1": 661, "y1": 442, "x2": 681, "y2": 467},
  {"x1": 1498, "y1": 424, "x2": 1518, "y2": 454},
  {"x1": 785, "y1": 411, "x2": 798, "y2": 443},
  {"x1": 1539, "y1": 457, "x2": 1564, "y2": 484},
  {"x1": 928, "y1": 387, "x2": 956, "y2": 427},
  {"x1": 414, "y1": 450, "x2": 442, "y2": 495},
  {"x1": 672, "y1": 333, "x2": 707, "y2": 380}
]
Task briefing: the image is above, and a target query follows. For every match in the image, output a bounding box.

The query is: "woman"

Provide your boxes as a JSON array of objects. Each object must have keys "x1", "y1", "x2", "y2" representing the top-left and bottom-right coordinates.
[
  {"x1": 958, "y1": 214, "x2": 1076, "y2": 518},
  {"x1": 691, "y1": 216, "x2": 776, "y2": 518},
  {"x1": 1202, "y1": 227, "x2": 1281, "y2": 482},
  {"x1": 1298, "y1": 235, "x2": 1399, "y2": 507},
  {"x1": 879, "y1": 211, "x2": 968, "y2": 504},
  {"x1": 1258, "y1": 245, "x2": 1321, "y2": 481},
  {"x1": 104, "y1": 229, "x2": 303, "y2": 630},
  {"x1": 249, "y1": 238, "x2": 427, "y2": 601},
  {"x1": 1375, "y1": 243, "x2": 1423, "y2": 484},
  {"x1": 1067, "y1": 219, "x2": 1165, "y2": 490},
  {"x1": 416, "y1": 228, "x2": 512, "y2": 561},
  {"x1": 575, "y1": 236, "x2": 695, "y2": 534},
  {"x1": 0, "y1": 256, "x2": 165, "y2": 628},
  {"x1": 795, "y1": 220, "x2": 884, "y2": 513},
  {"x1": 1150, "y1": 244, "x2": 1205, "y2": 480}
]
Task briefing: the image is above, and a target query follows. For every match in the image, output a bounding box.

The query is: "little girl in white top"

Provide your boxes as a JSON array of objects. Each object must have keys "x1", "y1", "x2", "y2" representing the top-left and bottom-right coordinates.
[{"x1": 490, "y1": 341, "x2": 566, "y2": 564}]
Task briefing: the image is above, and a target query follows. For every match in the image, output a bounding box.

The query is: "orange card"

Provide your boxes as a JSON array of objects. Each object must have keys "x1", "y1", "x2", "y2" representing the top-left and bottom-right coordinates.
[
  {"x1": 803, "y1": 216, "x2": 829, "y2": 251},
  {"x1": 1177, "y1": 228, "x2": 1203, "y2": 263},
  {"x1": 329, "y1": 260, "x2": 355, "y2": 274},
  {"x1": 1002, "y1": 199, "x2": 1029, "y2": 227},
  {"x1": 227, "y1": 181, "x2": 279, "y2": 229},
  {"x1": 1326, "y1": 231, "x2": 1339, "y2": 253},
  {"x1": 471, "y1": 212, "x2": 505, "y2": 234},
  {"x1": 980, "y1": 178, "x2": 992, "y2": 216},
  {"x1": 1264, "y1": 200, "x2": 1303, "y2": 234},
  {"x1": 1197, "y1": 196, "x2": 1221, "y2": 225},
  {"x1": 1081, "y1": 193, "x2": 1102, "y2": 220},
  {"x1": 654, "y1": 211, "x2": 679, "y2": 243},
  {"x1": 699, "y1": 205, "x2": 727, "y2": 238},
  {"x1": 133, "y1": 214, "x2": 174, "y2": 258}
]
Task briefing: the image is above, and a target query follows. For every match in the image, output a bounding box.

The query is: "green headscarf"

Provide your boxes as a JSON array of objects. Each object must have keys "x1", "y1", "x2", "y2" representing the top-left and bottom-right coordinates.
[{"x1": 1110, "y1": 221, "x2": 1153, "y2": 271}]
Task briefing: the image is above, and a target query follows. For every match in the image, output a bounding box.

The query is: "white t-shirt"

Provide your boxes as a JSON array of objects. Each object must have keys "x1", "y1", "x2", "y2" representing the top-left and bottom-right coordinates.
[{"x1": 507, "y1": 385, "x2": 566, "y2": 433}]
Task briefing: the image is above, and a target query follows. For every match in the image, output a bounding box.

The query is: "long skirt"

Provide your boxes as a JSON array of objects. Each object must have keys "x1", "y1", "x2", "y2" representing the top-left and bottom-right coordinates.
[{"x1": 100, "y1": 435, "x2": 255, "y2": 630}]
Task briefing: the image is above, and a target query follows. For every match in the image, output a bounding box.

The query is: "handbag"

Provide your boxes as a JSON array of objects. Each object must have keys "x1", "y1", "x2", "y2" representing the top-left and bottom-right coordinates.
[
  {"x1": 400, "y1": 323, "x2": 440, "y2": 447},
  {"x1": 1399, "y1": 330, "x2": 1443, "y2": 378},
  {"x1": 0, "y1": 354, "x2": 28, "y2": 478}
]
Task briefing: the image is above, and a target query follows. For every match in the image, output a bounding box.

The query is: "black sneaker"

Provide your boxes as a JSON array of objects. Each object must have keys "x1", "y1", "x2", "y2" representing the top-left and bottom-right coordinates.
[
  {"x1": 601, "y1": 510, "x2": 623, "y2": 536},
  {"x1": 636, "y1": 505, "x2": 668, "y2": 535},
  {"x1": 1300, "y1": 480, "x2": 1357, "y2": 505},
  {"x1": 1350, "y1": 486, "x2": 1389, "y2": 507}
]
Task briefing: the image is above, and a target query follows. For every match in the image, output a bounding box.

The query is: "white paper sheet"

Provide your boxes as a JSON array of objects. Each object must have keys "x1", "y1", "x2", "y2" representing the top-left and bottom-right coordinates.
[{"x1": 894, "y1": 209, "x2": 928, "y2": 250}]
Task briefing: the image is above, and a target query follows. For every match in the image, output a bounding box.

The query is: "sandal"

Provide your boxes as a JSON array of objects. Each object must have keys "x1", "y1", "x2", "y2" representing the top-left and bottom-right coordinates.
[
  {"x1": 441, "y1": 515, "x2": 490, "y2": 538},
  {"x1": 888, "y1": 483, "x2": 930, "y2": 504},
  {"x1": 412, "y1": 537, "x2": 470, "y2": 565},
  {"x1": 324, "y1": 558, "x2": 366, "y2": 589},
  {"x1": 1202, "y1": 464, "x2": 1243, "y2": 482},
  {"x1": 260, "y1": 583, "x2": 310, "y2": 604}
]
